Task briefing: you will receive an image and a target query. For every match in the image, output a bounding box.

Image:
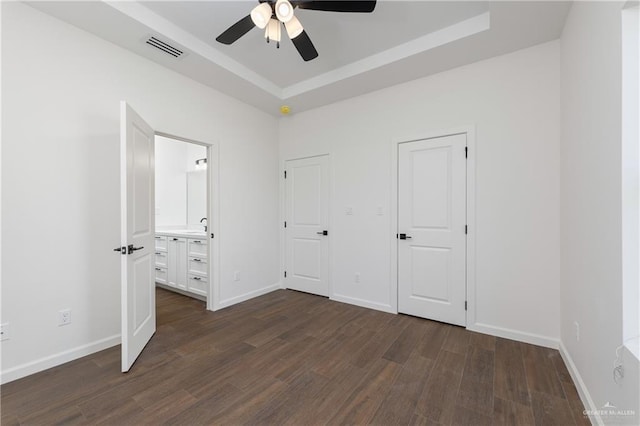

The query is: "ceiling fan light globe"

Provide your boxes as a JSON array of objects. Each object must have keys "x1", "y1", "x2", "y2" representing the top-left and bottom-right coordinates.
[
  {"x1": 265, "y1": 18, "x2": 282, "y2": 42},
  {"x1": 275, "y1": 0, "x2": 294, "y2": 23},
  {"x1": 285, "y1": 15, "x2": 304, "y2": 39},
  {"x1": 250, "y1": 3, "x2": 272, "y2": 29}
]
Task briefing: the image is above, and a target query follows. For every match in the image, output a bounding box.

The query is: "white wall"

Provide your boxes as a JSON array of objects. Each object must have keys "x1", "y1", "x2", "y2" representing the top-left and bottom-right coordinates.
[
  {"x1": 560, "y1": 2, "x2": 640, "y2": 423},
  {"x1": 280, "y1": 41, "x2": 562, "y2": 346},
  {"x1": 1, "y1": 2, "x2": 280, "y2": 382}
]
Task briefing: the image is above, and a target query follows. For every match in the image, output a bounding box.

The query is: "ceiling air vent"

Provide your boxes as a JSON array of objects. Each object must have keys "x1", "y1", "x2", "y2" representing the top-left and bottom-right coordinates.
[{"x1": 145, "y1": 36, "x2": 184, "y2": 58}]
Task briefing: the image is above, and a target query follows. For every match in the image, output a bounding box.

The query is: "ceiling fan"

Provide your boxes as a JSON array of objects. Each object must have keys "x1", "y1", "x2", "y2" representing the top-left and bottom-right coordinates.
[{"x1": 216, "y1": 0, "x2": 377, "y2": 62}]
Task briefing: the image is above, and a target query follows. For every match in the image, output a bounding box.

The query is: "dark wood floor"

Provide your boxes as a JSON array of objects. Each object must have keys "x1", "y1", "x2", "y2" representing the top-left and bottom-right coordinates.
[{"x1": 2, "y1": 288, "x2": 589, "y2": 426}]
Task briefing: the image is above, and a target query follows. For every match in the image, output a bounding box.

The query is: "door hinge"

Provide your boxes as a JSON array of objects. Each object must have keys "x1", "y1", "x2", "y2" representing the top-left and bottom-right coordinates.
[
  {"x1": 284, "y1": 271, "x2": 287, "y2": 278},
  {"x1": 465, "y1": 301, "x2": 468, "y2": 311},
  {"x1": 465, "y1": 146, "x2": 468, "y2": 158},
  {"x1": 465, "y1": 225, "x2": 468, "y2": 234},
  {"x1": 284, "y1": 170, "x2": 287, "y2": 179},
  {"x1": 284, "y1": 221, "x2": 287, "y2": 228}
]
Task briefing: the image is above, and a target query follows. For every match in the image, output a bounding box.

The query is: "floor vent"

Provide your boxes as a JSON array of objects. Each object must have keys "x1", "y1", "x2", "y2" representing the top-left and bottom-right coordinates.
[{"x1": 145, "y1": 36, "x2": 184, "y2": 58}]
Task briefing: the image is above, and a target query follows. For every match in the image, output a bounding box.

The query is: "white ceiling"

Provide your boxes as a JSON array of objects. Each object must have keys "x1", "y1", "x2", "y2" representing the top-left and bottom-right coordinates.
[{"x1": 28, "y1": 1, "x2": 571, "y2": 115}]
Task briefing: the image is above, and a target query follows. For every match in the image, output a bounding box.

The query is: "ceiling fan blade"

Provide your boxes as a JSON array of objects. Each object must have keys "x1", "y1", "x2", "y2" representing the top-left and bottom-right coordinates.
[
  {"x1": 293, "y1": 1, "x2": 376, "y2": 13},
  {"x1": 216, "y1": 15, "x2": 255, "y2": 45},
  {"x1": 291, "y1": 30, "x2": 318, "y2": 61}
]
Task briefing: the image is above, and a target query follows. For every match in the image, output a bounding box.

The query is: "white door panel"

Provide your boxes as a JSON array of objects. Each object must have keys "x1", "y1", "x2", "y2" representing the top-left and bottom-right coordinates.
[
  {"x1": 398, "y1": 134, "x2": 466, "y2": 326},
  {"x1": 285, "y1": 155, "x2": 329, "y2": 297},
  {"x1": 121, "y1": 101, "x2": 156, "y2": 372}
]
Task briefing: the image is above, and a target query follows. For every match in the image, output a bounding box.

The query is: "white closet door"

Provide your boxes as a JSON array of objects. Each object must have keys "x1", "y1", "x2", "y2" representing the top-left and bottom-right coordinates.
[
  {"x1": 398, "y1": 134, "x2": 467, "y2": 326},
  {"x1": 285, "y1": 155, "x2": 329, "y2": 297}
]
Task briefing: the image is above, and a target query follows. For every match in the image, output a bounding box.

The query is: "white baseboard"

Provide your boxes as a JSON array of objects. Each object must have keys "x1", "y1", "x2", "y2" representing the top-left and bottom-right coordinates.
[
  {"x1": 216, "y1": 283, "x2": 281, "y2": 310},
  {"x1": 559, "y1": 341, "x2": 600, "y2": 426},
  {"x1": 0, "y1": 334, "x2": 120, "y2": 385},
  {"x1": 331, "y1": 293, "x2": 396, "y2": 314},
  {"x1": 468, "y1": 322, "x2": 559, "y2": 349}
]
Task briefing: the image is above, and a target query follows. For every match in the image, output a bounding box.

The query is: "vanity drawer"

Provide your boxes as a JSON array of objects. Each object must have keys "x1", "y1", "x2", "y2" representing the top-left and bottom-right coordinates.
[
  {"x1": 155, "y1": 267, "x2": 167, "y2": 285},
  {"x1": 187, "y1": 274, "x2": 208, "y2": 296},
  {"x1": 188, "y1": 239, "x2": 207, "y2": 258},
  {"x1": 155, "y1": 235, "x2": 168, "y2": 251},
  {"x1": 155, "y1": 251, "x2": 168, "y2": 268},
  {"x1": 188, "y1": 257, "x2": 208, "y2": 276}
]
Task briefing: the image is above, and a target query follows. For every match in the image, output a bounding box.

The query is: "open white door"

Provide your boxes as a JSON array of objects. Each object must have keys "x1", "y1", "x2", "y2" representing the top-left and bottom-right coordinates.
[{"x1": 120, "y1": 101, "x2": 156, "y2": 372}]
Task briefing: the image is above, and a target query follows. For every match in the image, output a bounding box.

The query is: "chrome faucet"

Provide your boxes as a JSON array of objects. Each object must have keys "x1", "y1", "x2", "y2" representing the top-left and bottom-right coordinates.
[{"x1": 200, "y1": 217, "x2": 207, "y2": 232}]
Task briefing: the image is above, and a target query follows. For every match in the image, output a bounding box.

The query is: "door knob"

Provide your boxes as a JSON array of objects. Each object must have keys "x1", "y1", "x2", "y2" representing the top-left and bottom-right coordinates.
[
  {"x1": 316, "y1": 230, "x2": 328, "y2": 236},
  {"x1": 127, "y1": 245, "x2": 144, "y2": 254},
  {"x1": 398, "y1": 233, "x2": 412, "y2": 240},
  {"x1": 113, "y1": 246, "x2": 125, "y2": 254}
]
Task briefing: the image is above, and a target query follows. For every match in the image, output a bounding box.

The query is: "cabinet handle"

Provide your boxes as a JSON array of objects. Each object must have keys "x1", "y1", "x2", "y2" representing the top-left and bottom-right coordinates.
[
  {"x1": 193, "y1": 240, "x2": 202, "y2": 244},
  {"x1": 155, "y1": 267, "x2": 161, "y2": 271},
  {"x1": 193, "y1": 258, "x2": 201, "y2": 262},
  {"x1": 155, "y1": 252, "x2": 162, "y2": 255},
  {"x1": 172, "y1": 238, "x2": 178, "y2": 241},
  {"x1": 155, "y1": 236, "x2": 162, "y2": 239},
  {"x1": 193, "y1": 277, "x2": 202, "y2": 281}
]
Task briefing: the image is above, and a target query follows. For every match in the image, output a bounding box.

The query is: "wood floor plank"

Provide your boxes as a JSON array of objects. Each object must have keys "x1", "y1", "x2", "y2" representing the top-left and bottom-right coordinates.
[
  {"x1": 244, "y1": 371, "x2": 329, "y2": 425},
  {"x1": 560, "y1": 379, "x2": 592, "y2": 426},
  {"x1": 370, "y1": 351, "x2": 434, "y2": 425},
  {"x1": 350, "y1": 318, "x2": 410, "y2": 369},
  {"x1": 328, "y1": 358, "x2": 403, "y2": 425},
  {"x1": 530, "y1": 390, "x2": 576, "y2": 426},
  {"x1": 469, "y1": 331, "x2": 497, "y2": 352},
  {"x1": 415, "y1": 363, "x2": 464, "y2": 424},
  {"x1": 416, "y1": 321, "x2": 450, "y2": 360},
  {"x1": 451, "y1": 405, "x2": 494, "y2": 426},
  {"x1": 494, "y1": 396, "x2": 536, "y2": 426},
  {"x1": 522, "y1": 344, "x2": 566, "y2": 399},
  {"x1": 282, "y1": 361, "x2": 369, "y2": 426},
  {"x1": 442, "y1": 325, "x2": 471, "y2": 355},
  {"x1": 409, "y1": 412, "x2": 442, "y2": 426},
  {"x1": 0, "y1": 288, "x2": 587, "y2": 426},
  {"x1": 495, "y1": 337, "x2": 531, "y2": 406},
  {"x1": 382, "y1": 317, "x2": 427, "y2": 365},
  {"x1": 456, "y1": 375, "x2": 494, "y2": 416}
]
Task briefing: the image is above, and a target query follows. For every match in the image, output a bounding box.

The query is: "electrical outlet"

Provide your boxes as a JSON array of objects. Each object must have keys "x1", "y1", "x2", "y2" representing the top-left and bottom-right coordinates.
[
  {"x1": 355, "y1": 273, "x2": 361, "y2": 283},
  {"x1": 1, "y1": 323, "x2": 10, "y2": 341},
  {"x1": 233, "y1": 271, "x2": 240, "y2": 282},
  {"x1": 59, "y1": 309, "x2": 71, "y2": 326},
  {"x1": 574, "y1": 321, "x2": 580, "y2": 341}
]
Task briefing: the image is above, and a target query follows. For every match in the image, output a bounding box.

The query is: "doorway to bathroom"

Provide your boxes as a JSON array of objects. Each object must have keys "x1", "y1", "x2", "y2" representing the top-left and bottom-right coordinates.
[{"x1": 153, "y1": 135, "x2": 211, "y2": 304}]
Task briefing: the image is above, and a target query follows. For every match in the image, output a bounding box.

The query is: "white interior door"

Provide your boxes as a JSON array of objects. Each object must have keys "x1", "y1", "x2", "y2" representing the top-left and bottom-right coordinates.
[
  {"x1": 120, "y1": 101, "x2": 156, "y2": 372},
  {"x1": 398, "y1": 134, "x2": 467, "y2": 326},
  {"x1": 285, "y1": 155, "x2": 329, "y2": 296}
]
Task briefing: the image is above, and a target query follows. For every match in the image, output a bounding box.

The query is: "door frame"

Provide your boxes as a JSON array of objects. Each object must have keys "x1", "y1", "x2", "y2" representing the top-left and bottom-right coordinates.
[
  {"x1": 280, "y1": 153, "x2": 332, "y2": 297},
  {"x1": 155, "y1": 131, "x2": 221, "y2": 312},
  {"x1": 390, "y1": 125, "x2": 476, "y2": 327}
]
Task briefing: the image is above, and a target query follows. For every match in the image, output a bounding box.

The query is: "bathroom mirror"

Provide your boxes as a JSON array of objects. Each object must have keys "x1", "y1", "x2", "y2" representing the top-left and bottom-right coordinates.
[{"x1": 187, "y1": 170, "x2": 207, "y2": 227}]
